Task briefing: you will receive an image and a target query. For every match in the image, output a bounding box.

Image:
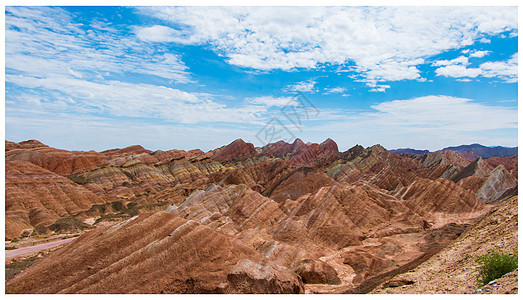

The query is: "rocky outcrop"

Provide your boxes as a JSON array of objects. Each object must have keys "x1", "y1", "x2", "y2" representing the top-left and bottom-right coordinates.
[
  {"x1": 293, "y1": 259, "x2": 341, "y2": 285},
  {"x1": 269, "y1": 168, "x2": 336, "y2": 202},
  {"x1": 6, "y1": 139, "x2": 49, "y2": 150},
  {"x1": 273, "y1": 183, "x2": 425, "y2": 249},
  {"x1": 6, "y1": 145, "x2": 106, "y2": 176},
  {"x1": 6, "y1": 212, "x2": 304, "y2": 293},
  {"x1": 168, "y1": 184, "x2": 287, "y2": 234},
  {"x1": 397, "y1": 178, "x2": 485, "y2": 221},
  {"x1": 320, "y1": 138, "x2": 339, "y2": 153},
  {"x1": 449, "y1": 158, "x2": 493, "y2": 183},
  {"x1": 5, "y1": 161, "x2": 106, "y2": 239},
  {"x1": 260, "y1": 138, "x2": 339, "y2": 167},
  {"x1": 485, "y1": 155, "x2": 518, "y2": 179},
  {"x1": 212, "y1": 139, "x2": 257, "y2": 162},
  {"x1": 371, "y1": 196, "x2": 518, "y2": 294},
  {"x1": 476, "y1": 165, "x2": 518, "y2": 203},
  {"x1": 5, "y1": 138, "x2": 516, "y2": 294},
  {"x1": 417, "y1": 150, "x2": 471, "y2": 180}
]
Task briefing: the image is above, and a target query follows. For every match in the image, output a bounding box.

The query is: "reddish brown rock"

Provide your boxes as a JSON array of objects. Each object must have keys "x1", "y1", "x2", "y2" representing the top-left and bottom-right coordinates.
[
  {"x1": 269, "y1": 167, "x2": 336, "y2": 202},
  {"x1": 212, "y1": 139, "x2": 257, "y2": 162},
  {"x1": 5, "y1": 161, "x2": 106, "y2": 239},
  {"x1": 6, "y1": 139, "x2": 49, "y2": 150},
  {"x1": 476, "y1": 165, "x2": 518, "y2": 203},
  {"x1": 6, "y1": 140, "x2": 106, "y2": 175},
  {"x1": 398, "y1": 178, "x2": 486, "y2": 223},
  {"x1": 4, "y1": 138, "x2": 515, "y2": 294},
  {"x1": 273, "y1": 183, "x2": 425, "y2": 249},
  {"x1": 293, "y1": 259, "x2": 341, "y2": 285},
  {"x1": 485, "y1": 155, "x2": 518, "y2": 179},
  {"x1": 320, "y1": 138, "x2": 339, "y2": 153},
  {"x1": 449, "y1": 158, "x2": 493, "y2": 183},
  {"x1": 342, "y1": 249, "x2": 394, "y2": 285},
  {"x1": 5, "y1": 212, "x2": 304, "y2": 294},
  {"x1": 260, "y1": 138, "x2": 339, "y2": 167},
  {"x1": 169, "y1": 184, "x2": 287, "y2": 234}
]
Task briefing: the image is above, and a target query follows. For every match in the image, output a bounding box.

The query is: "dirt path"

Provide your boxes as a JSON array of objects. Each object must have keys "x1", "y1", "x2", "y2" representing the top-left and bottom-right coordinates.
[{"x1": 5, "y1": 237, "x2": 76, "y2": 259}]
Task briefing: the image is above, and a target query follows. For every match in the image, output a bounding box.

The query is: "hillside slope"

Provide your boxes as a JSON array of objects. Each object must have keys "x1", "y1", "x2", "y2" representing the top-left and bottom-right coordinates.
[{"x1": 371, "y1": 196, "x2": 518, "y2": 294}]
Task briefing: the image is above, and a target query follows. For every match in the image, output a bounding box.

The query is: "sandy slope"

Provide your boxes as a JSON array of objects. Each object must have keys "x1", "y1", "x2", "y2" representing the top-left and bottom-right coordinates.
[{"x1": 372, "y1": 196, "x2": 518, "y2": 294}]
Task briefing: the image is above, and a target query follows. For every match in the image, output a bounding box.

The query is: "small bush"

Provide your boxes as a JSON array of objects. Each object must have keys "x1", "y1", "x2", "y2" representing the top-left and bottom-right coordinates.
[
  {"x1": 48, "y1": 218, "x2": 91, "y2": 233},
  {"x1": 477, "y1": 251, "x2": 518, "y2": 286}
]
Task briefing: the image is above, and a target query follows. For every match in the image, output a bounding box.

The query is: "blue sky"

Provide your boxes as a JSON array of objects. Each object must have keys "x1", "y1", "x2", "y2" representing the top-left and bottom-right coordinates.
[{"x1": 4, "y1": 6, "x2": 518, "y2": 152}]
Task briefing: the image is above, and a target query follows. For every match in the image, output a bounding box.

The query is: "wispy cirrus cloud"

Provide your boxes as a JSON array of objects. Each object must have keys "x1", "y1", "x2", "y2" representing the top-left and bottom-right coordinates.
[
  {"x1": 6, "y1": 7, "x2": 192, "y2": 83},
  {"x1": 246, "y1": 96, "x2": 296, "y2": 107},
  {"x1": 4, "y1": 7, "x2": 273, "y2": 126}
]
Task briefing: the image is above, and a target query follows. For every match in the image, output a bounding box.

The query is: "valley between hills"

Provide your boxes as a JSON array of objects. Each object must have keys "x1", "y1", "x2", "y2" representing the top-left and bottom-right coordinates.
[{"x1": 4, "y1": 138, "x2": 518, "y2": 294}]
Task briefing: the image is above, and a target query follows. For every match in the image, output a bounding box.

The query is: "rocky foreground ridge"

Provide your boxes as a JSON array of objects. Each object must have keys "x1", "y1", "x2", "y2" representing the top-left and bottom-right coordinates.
[{"x1": 5, "y1": 138, "x2": 518, "y2": 293}]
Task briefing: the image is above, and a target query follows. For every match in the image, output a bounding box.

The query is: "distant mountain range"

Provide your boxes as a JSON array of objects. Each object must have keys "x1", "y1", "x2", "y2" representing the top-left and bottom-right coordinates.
[
  {"x1": 390, "y1": 143, "x2": 518, "y2": 158},
  {"x1": 389, "y1": 148, "x2": 430, "y2": 155}
]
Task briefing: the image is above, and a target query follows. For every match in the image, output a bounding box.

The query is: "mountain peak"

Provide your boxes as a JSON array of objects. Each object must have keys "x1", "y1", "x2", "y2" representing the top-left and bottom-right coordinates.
[
  {"x1": 320, "y1": 138, "x2": 339, "y2": 152},
  {"x1": 212, "y1": 138, "x2": 256, "y2": 162}
]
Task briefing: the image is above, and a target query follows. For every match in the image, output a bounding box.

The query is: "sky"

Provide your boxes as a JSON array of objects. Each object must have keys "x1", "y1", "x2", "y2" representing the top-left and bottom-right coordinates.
[{"x1": 4, "y1": 5, "x2": 518, "y2": 152}]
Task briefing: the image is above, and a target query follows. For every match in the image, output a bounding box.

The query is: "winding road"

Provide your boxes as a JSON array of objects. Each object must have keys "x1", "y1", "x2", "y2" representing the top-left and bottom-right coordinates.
[{"x1": 5, "y1": 237, "x2": 77, "y2": 259}]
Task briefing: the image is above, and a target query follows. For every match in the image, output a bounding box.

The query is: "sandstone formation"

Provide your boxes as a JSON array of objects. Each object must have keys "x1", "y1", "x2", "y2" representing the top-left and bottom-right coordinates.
[
  {"x1": 5, "y1": 212, "x2": 304, "y2": 294},
  {"x1": 212, "y1": 139, "x2": 257, "y2": 162},
  {"x1": 6, "y1": 143, "x2": 106, "y2": 176},
  {"x1": 5, "y1": 160, "x2": 106, "y2": 239},
  {"x1": 476, "y1": 165, "x2": 518, "y2": 203},
  {"x1": 5, "y1": 138, "x2": 518, "y2": 294},
  {"x1": 371, "y1": 196, "x2": 518, "y2": 294}
]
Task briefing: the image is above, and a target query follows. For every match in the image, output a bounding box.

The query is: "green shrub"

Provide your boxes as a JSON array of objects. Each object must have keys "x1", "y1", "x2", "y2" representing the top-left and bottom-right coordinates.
[{"x1": 477, "y1": 251, "x2": 518, "y2": 286}]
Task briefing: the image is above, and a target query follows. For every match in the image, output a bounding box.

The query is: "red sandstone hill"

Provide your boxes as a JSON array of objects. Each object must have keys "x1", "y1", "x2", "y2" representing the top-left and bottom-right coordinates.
[
  {"x1": 6, "y1": 142, "x2": 106, "y2": 175},
  {"x1": 6, "y1": 212, "x2": 303, "y2": 293},
  {"x1": 261, "y1": 138, "x2": 340, "y2": 167},
  {"x1": 5, "y1": 160, "x2": 106, "y2": 239},
  {"x1": 4, "y1": 138, "x2": 518, "y2": 294},
  {"x1": 212, "y1": 139, "x2": 257, "y2": 162}
]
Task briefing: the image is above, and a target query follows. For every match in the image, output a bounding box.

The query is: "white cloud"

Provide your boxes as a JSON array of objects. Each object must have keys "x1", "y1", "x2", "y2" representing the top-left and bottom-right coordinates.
[
  {"x1": 68, "y1": 68, "x2": 83, "y2": 79},
  {"x1": 366, "y1": 82, "x2": 391, "y2": 93},
  {"x1": 305, "y1": 95, "x2": 517, "y2": 151},
  {"x1": 285, "y1": 80, "x2": 317, "y2": 93},
  {"x1": 5, "y1": 7, "x2": 277, "y2": 128},
  {"x1": 323, "y1": 87, "x2": 346, "y2": 95},
  {"x1": 479, "y1": 53, "x2": 518, "y2": 83},
  {"x1": 7, "y1": 74, "x2": 269, "y2": 124},
  {"x1": 6, "y1": 7, "x2": 192, "y2": 83},
  {"x1": 246, "y1": 96, "x2": 296, "y2": 107},
  {"x1": 134, "y1": 25, "x2": 190, "y2": 43},
  {"x1": 138, "y1": 6, "x2": 517, "y2": 86},
  {"x1": 369, "y1": 87, "x2": 387, "y2": 93},
  {"x1": 435, "y1": 65, "x2": 482, "y2": 78},
  {"x1": 470, "y1": 50, "x2": 491, "y2": 58},
  {"x1": 5, "y1": 109, "x2": 257, "y2": 152},
  {"x1": 432, "y1": 56, "x2": 469, "y2": 67},
  {"x1": 435, "y1": 53, "x2": 517, "y2": 82},
  {"x1": 368, "y1": 95, "x2": 516, "y2": 131}
]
